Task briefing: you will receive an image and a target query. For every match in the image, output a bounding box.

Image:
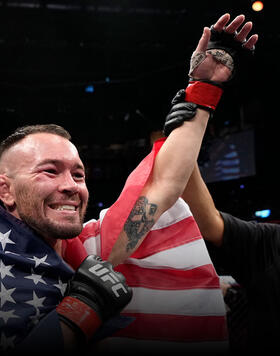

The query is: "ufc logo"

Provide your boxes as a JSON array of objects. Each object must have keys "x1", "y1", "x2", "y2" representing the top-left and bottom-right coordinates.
[{"x1": 88, "y1": 263, "x2": 128, "y2": 298}]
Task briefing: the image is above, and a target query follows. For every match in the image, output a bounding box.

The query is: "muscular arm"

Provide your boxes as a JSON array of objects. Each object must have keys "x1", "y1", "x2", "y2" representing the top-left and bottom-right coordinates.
[
  {"x1": 108, "y1": 109, "x2": 210, "y2": 266},
  {"x1": 181, "y1": 162, "x2": 224, "y2": 246},
  {"x1": 107, "y1": 13, "x2": 258, "y2": 266}
]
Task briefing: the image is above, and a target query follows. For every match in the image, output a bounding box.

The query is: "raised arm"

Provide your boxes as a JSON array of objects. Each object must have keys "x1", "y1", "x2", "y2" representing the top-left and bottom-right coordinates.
[
  {"x1": 179, "y1": 14, "x2": 258, "y2": 246},
  {"x1": 181, "y1": 162, "x2": 224, "y2": 246},
  {"x1": 107, "y1": 13, "x2": 258, "y2": 266}
]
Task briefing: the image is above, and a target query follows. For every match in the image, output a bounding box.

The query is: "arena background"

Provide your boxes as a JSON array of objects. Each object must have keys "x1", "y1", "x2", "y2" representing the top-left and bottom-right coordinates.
[{"x1": 0, "y1": 0, "x2": 274, "y2": 227}]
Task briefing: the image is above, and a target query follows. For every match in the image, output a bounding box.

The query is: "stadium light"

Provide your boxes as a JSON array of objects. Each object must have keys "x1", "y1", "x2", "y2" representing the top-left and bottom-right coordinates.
[
  {"x1": 255, "y1": 209, "x2": 271, "y2": 218},
  {"x1": 85, "y1": 85, "x2": 94, "y2": 93},
  {"x1": 252, "y1": 1, "x2": 264, "y2": 12}
]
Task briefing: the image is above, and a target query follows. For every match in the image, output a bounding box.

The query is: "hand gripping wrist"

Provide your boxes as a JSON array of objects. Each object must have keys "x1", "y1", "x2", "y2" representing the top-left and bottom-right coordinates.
[
  {"x1": 185, "y1": 80, "x2": 223, "y2": 111},
  {"x1": 56, "y1": 255, "x2": 132, "y2": 340},
  {"x1": 163, "y1": 80, "x2": 223, "y2": 136}
]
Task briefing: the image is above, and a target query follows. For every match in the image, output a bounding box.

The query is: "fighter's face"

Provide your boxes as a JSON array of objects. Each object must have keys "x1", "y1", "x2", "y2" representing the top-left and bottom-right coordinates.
[{"x1": 1, "y1": 133, "x2": 89, "y2": 244}]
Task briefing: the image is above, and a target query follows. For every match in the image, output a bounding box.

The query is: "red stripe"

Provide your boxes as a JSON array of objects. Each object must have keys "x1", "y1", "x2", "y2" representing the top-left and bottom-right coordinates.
[
  {"x1": 115, "y1": 313, "x2": 228, "y2": 342},
  {"x1": 130, "y1": 215, "x2": 202, "y2": 259},
  {"x1": 62, "y1": 220, "x2": 100, "y2": 269},
  {"x1": 116, "y1": 263, "x2": 220, "y2": 290},
  {"x1": 100, "y1": 138, "x2": 166, "y2": 260},
  {"x1": 62, "y1": 237, "x2": 88, "y2": 270}
]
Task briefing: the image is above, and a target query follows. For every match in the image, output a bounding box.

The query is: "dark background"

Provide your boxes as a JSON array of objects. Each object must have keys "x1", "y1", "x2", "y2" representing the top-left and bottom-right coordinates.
[{"x1": 0, "y1": 0, "x2": 276, "y2": 222}]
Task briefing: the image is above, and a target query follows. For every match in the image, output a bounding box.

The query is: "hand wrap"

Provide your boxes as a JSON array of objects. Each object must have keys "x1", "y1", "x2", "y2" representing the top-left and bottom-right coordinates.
[
  {"x1": 207, "y1": 25, "x2": 255, "y2": 80},
  {"x1": 56, "y1": 255, "x2": 132, "y2": 341},
  {"x1": 185, "y1": 80, "x2": 223, "y2": 111},
  {"x1": 189, "y1": 25, "x2": 255, "y2": 82},
  {"x1": 163, "y1": 80, "x2": 223, "y2": 136}
]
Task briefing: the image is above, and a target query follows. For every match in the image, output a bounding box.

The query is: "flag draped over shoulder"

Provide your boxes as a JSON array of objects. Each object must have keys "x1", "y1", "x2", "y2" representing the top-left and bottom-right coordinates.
[
  {"x1": 100, "y1": 137, "x2": 165, "y2": 261},
  {"x1": 0, "y1": 206, "x2": 73, "y2": 352},
  {"x1": 63, "y1": 138, "x2": 228, "y2": 350}
]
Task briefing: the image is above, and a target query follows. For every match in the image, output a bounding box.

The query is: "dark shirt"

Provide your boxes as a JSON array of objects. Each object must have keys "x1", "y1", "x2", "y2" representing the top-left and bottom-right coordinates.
[{"x1": 213, "y1": 212, "x2": 280, "y2": 352}]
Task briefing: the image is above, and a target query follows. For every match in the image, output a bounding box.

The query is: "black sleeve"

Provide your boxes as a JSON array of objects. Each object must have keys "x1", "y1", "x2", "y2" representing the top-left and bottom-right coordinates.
[
  {"x1": 15, "y1": 310, "x2": 64, "y2": 353},
  {"x1": 212, "y1": 212, "x2": 280, "y2": 286}
]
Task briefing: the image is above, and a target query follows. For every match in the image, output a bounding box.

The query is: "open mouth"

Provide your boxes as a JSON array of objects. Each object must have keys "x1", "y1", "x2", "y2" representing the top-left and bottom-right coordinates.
[{"x1": 49, "y1": 204, "x2": 78, "y2": 212}]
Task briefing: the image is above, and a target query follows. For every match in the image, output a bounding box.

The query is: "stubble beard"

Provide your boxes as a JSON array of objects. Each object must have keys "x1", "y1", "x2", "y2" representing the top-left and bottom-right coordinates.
[
  {"x1": 15, "y1": 187, "x2": 87, "y2": 241},
  {"x1": 20, "y1": 210, "x2": 86, "y2": 240}
]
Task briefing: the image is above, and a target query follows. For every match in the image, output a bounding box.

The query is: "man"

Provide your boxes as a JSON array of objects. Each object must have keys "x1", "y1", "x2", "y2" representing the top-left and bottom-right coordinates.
[
  {"x1": 0, "y1": 125, "x2": 133, "y2": 353},
  {"x1": 0, "y1": 13, "x2": 257, "y2": 353},
  {"x1": 180, "y1": 162, "x2": 280, "y2": 352},
  {"x1": 63, "y1": 13, "x2": 258, "y2": 353}
]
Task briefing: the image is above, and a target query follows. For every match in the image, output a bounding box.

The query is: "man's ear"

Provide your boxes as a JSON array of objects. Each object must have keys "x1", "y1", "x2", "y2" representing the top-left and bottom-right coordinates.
[{"x1": 0, "y1": 175, "x2": 15, "y2": 208}]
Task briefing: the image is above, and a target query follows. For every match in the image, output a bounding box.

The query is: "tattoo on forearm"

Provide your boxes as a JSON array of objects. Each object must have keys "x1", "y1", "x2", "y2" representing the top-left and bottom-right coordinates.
[{"x1": 124, "y1": 196, "x2": 157, "y2": 252}]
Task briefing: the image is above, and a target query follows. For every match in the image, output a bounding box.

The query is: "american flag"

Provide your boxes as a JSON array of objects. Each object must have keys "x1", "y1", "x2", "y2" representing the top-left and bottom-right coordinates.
[
  {"x1": 63, "y1": 138, "x2": 228, "y2": 352},
  {"x1": 0, "y1": 136, "x2": 228, "y2": 352},
  {"x1": 0, "y1": 207, "x2": 73, "y2": 352}
]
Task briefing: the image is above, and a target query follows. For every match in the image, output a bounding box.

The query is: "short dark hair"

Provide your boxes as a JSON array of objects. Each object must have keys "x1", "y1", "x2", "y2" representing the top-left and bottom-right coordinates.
[{"x1": 0, "y1": 124, "x2": 71, "y2": 160}]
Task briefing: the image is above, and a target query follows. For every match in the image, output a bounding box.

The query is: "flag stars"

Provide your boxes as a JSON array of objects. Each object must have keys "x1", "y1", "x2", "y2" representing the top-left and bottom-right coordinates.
[
  {"x1": 0, "y1": 332, "x2": 16, "y2": 350},
  {"x1": 0, "y1": 309, "x2": 19, "y2": 324},
  {"x1": 0, "y1": 283, "x2": 16, "y2": 308},
  {"x1": 27, "y1": 255, "x2": 50, "y2": 268},
  {"x1": 26, "y1": 291, "x2": 46, "y2": 310},
  {"x1": 24, "y1": 269, "x2": 46, "y2": 286},
  {"x1": 29, "y1": 308, "x2": 45, "y2": 326},
  {"x1": 0, "y1": 222, "x2": 75, "y2": 348},
  {"x1": 0, "y1": 230, "x2": 14, "y2": 251},
  {"x1": 0, "y1": 260, "x2": 15, "y2": 280},
  {"x1": 54, "y1": 277, "x2": 67, "y2": 296}
]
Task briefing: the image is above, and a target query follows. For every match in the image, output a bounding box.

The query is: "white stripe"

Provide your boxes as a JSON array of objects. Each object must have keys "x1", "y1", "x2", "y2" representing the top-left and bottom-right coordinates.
[
  {"x1": 83, "y1": 209, "x2": 109, "y2": 256},
  {"x1": 83, "y1": 217, "x2": 97, "y2": 227},
  {"x1": 97, "y1": 199, "x2": 192, "y2": 231},
  {"x1": 83, "y1": 200, "x2": 195, "y2": 260},
  {"x1": 124, "y1": 287, "x2": 226, "y2": 316},
  {"x1": 83, "y1": 236, "x2": 100, "y2": 256},
  {"x1": 99, "y1": 208, "x2": 109, "y2": 224},
  {"x1": 83, "y1": 208, "x2": 108, "y2": 227},
  {"x1": 125, "y1": 238, "x2": 212, "y2": 270},
  {"x1": 151, "y1": 198, "x2": 192, "y2": 230}
]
